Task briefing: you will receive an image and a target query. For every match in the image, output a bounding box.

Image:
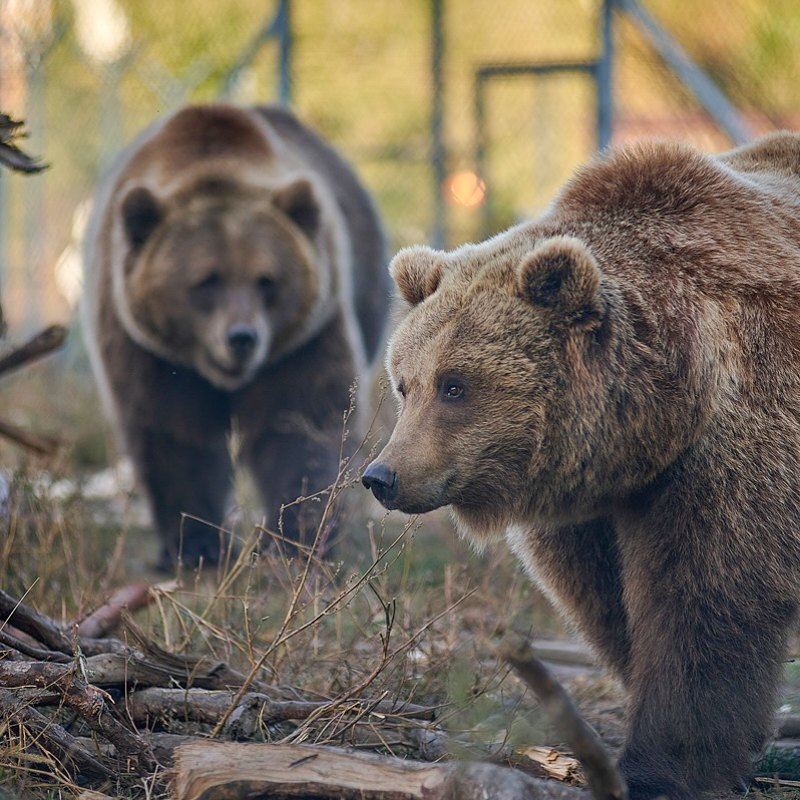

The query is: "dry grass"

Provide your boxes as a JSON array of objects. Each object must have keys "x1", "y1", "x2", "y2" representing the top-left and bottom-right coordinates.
[{"x1": 0, "y1": 356, "x2": 593, "y2": 798}]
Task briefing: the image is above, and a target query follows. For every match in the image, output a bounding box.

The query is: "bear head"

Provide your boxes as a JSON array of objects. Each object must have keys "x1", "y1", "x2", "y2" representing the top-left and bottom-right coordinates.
[
  {"x1": 112, "y1": 172, "x2": 333, "y2": 391},
  {"x1": 363, "y1": 231, "x2": 629, "y2": 546}
]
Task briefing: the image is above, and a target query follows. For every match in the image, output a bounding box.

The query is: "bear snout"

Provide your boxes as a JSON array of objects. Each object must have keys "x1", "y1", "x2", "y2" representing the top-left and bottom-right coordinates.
[
  {"x1": 226, "y1": 323, "x2": 259, "y2": 362},
  {"x1": 362, "y1": 461, "x2": 398, "y2": 506}
]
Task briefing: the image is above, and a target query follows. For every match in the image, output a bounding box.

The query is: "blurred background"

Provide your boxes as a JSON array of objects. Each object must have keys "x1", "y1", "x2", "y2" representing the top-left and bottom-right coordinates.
[{"x1": 0, "y1": 0, "x2": 799, "y2": 355}]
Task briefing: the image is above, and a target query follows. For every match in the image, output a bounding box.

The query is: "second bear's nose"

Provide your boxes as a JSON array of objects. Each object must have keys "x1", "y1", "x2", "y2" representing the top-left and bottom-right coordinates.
[
  {"x1": 227, "y1": 324, "x2": 258, "y2": 361},
  {"x1": 362, "y1": 462, "x2": 397, "y2": 506}
]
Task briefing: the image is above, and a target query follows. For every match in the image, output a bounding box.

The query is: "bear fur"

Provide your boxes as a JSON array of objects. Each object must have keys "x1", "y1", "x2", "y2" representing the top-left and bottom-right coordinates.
[
  {"x1": 363, "y1": 132, "x2": 800, "y2": 799},
  {"x1": 83, "y1": 103, "x2": 389, "y2": 567}
]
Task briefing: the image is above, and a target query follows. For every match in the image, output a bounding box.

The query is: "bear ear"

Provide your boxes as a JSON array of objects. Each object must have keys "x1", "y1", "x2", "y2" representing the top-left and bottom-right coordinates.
[
  {"x1": 517, "y1": 236, "x2": 604, "y2": 326},
  {"x1": 273, "y1": 178, "x2": 319, "y2": 236},
  {"x1": 389, "y1": 246, "x2": 445, "y2": 305},
  {"x1": 121, "y1": 186, "x2": 163, "y2": 251}
]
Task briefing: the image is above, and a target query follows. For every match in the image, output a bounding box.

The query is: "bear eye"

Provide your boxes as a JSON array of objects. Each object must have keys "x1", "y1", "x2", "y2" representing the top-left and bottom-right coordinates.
[
  {"x1": 189, "y1": 272, "x2": 222, "y2": 308},
  {"x1": 194, "y1": 273, "x2": 221, "y2": 292},
  {"x1": 396, "y1": 380, "x2": 406, "y2": 398},
  {"x1": 258, "y1": 276, "x2": 278, "y2": 305},
  {"x1": 441, "y1": 379, "x2": 465, "y2": 401}
]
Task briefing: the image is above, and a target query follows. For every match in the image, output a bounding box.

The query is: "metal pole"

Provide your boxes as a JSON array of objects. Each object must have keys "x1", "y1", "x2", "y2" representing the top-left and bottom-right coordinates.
[
  {"x1": 616, "y1": 0, "x2": 752, "y2": 144},
  {"x1": 430, "y1": 0, "x2": 446, "y2": 249},
  {"x1": 277, "y1": 0, "x2": 292, "y2": 105},
  {"x1": 24, "y1": 62, "x2": 44, "y2": 333},
  {"x1": 474, "y1": 75, "x2": 490, "y2": 236},
  {"x1": 596, "y1": 0, "x2": 614, "y2": 150}
]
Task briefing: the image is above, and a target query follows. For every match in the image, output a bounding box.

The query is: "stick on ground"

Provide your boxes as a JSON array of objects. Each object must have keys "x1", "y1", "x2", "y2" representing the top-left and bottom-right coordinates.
[{"x1": 498, "y1": 632, "x2": 627, "y2": 800}]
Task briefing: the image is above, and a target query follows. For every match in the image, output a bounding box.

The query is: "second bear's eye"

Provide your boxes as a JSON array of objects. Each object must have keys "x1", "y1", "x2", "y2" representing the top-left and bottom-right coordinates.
[
  {"x1": 258, "y1": 276, "x2": 278, "y2": 305},
  {"x1": 190, "y1": 273, "x2": 221, "y2": 307},
  {"x1": 194, "y1": 273, "x2": 221, "y2": 292}
]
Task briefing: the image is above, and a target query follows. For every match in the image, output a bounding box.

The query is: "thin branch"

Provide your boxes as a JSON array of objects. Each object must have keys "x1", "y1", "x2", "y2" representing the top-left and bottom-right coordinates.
[
  {"x1": 0, "y1": 324, "x2": 66, "y2": 377},
  {"x1": 0, "y1": 418, "x2": 61, "y2": 456},
  {"x1": 498, "y1": 633, "x2": 627, "y2": 800}
]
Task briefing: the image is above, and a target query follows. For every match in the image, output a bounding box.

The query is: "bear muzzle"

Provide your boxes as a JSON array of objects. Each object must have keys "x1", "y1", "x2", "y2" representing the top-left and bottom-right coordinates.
[
  {"x1": 226, "y1": 323, "x2": 260, "y2": 363},
  {"x1": 361, "y1": 461, "x2": 398, "y2": 506}
]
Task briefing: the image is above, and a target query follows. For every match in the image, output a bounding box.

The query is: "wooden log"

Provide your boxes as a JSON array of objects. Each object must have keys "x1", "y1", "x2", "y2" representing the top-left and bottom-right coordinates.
[
  {"x1": 0, "y1": 660, "x2": 154, "y2": 772},
  {"x1": 125, "y1": 687, "x2": 435, "y2": 739},
  {"x1": 777, "y1": 715, "x2": 800, "y2": 739},
  {"x1": 0, "y1": 588, "x2": 74, "y2": 653},
  {"x1": 0, "y1": 687, "x2": 112, "y2": 779},
  {"x1": 170, "y1": 741, "x2": 586, "y2": 800}
]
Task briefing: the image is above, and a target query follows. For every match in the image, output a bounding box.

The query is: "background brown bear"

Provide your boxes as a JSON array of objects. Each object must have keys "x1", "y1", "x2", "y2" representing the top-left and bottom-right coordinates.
[
  {"x1": 363, "y1": 132, "x2": 800, "y2": 799},
  {"x1": 83, "y1": 103, "x2": 389, "y2": 568}
]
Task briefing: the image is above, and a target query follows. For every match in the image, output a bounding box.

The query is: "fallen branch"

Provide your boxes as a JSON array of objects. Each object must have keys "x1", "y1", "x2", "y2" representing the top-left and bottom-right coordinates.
[
  {"x1": 0, "y1": 660, "x2": 154, "y2": 772},
  {"x1": 76, "y1": 583, "x2": 153, "y2": 639},
  {"x1": 0, "y1": 324, "x2": 66, "y2": 377},
  {"x1": 125, "y1": 686, "x2": 435, "y2": 738},
  {"x1": 0, "y1": 588, "x2": 74, "y2": 653},
  {"x1": 0, "y1": 418, "x2": 60, "y2": 456},
  {"x1": 498, "y1": 633, "x2": 627, "y2": 800},
  {"x1": 0, "y1": 687, "x2": 112, "y2": 779}
]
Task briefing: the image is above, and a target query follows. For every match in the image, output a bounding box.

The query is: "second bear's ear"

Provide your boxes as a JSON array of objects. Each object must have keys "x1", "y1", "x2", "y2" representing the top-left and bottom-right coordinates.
[
  {"x1": 273, "y1": 178, "x2": 319, "y2": 236},
  {"x1": 121, "y1": 187, "x2": 163, "y2": 251},
  {"x1": 517, "y1": 236, "x2": 604, "y2": 326},
  {"x1": 389, "y1": 246, "x2": 445, "y2": 305}
]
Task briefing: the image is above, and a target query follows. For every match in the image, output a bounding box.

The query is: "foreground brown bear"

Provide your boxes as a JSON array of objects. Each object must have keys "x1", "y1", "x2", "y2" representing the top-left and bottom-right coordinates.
[
  {"x1": 83, "y1": 103, "x2": 388, "y2": 567},
  {"x1": 363, "y1": 132, "x2": 800, "y2": 799}
]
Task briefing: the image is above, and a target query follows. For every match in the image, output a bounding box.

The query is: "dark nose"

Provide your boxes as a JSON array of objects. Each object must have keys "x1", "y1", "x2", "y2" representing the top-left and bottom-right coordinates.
[
  {"x1": 362, "y1": 462, "x2": 397, "y2": 505},
  {"x1": 227, "y1": 324, "x2": 258, "y2": 360}
]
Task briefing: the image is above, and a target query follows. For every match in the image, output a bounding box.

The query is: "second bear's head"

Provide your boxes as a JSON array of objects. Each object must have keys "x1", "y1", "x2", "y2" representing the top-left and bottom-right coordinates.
[{"x1": 109, "y1": 106, "x2": 343, "y2": 392}]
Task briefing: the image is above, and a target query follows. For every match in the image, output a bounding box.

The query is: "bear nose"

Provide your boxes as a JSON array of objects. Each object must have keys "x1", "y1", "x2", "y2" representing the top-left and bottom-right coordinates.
[
  {"x1": 362, "y1": 462, "x2": 397, "y2": 505},
  {"x1": 227, "y1": 324, "x2": 258, "y2": 361}
]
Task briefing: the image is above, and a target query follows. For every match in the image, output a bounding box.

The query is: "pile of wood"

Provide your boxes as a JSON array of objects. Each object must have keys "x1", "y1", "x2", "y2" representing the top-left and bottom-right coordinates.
[{"x1": 0, "y1": 587, "x2": 628, "y2": 800}]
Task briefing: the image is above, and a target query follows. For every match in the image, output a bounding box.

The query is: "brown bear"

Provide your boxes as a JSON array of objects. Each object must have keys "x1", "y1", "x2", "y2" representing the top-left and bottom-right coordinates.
[
  {"x1": 363, "y1": 132, "x2": 800, "y2": 799},
  {"x1": 83, "y1": 103, "x2": 389, "y2": 568}
]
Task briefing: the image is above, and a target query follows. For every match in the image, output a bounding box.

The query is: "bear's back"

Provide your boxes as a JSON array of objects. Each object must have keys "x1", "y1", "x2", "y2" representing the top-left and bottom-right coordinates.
[{"x1": 256, "y1": 106, "x2": 389, "y2": 360}]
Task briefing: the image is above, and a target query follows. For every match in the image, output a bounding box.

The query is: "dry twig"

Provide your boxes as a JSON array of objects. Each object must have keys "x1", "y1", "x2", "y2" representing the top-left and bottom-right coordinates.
[{"x1": 498, "y1": 632, "x2": 627, "y2": 800}]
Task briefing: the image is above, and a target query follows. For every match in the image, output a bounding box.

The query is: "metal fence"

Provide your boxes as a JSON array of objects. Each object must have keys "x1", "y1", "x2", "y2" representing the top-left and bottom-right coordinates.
[{"x1": 0, "y1": 0, "x2": 799, "y2": 332}]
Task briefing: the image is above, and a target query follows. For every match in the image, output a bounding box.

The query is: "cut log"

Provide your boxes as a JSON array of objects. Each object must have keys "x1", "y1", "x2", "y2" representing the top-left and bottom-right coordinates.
[{"x1": 170, "y1": 740, "x2": 586, "y2": 800}]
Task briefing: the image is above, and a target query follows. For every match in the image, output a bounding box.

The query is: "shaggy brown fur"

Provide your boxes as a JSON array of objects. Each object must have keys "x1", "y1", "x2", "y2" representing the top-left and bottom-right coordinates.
[
  {"x1": 83, "y1": 103, "x2": 389, "y2": 568},
  {"x1": 364, "y1": 132, "x2": 800, "y2": 799}
]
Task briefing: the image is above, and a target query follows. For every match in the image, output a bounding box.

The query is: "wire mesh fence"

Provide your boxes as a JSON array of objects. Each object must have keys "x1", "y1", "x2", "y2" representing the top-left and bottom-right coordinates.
[{"x1": 0, "y1": 0, "x2": 798, "y2": 332}]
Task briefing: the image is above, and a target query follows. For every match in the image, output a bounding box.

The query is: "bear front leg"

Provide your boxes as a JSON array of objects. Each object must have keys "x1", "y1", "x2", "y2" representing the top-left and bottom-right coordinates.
[
  {"x1": 510, "y1": 517, "x2": 631, "y2": 681},
  {"x1": 234, "y1": 314, "x2": 359, "y2": 556},
  {"x1": 243, "y1": 428, "x2": 343, "y2": 553},
  {"x1": 616, "y1": 513, "x2": 794, "y2": 800},
  {"x1": 129, "y1": 426, "x2": 233, "y2": 570}
]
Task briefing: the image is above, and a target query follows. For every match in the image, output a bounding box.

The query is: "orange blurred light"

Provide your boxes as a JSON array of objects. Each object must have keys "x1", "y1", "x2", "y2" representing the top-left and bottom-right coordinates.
[{"x1": 445, "y1": 170, "x2": 486, "y2": 208}]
